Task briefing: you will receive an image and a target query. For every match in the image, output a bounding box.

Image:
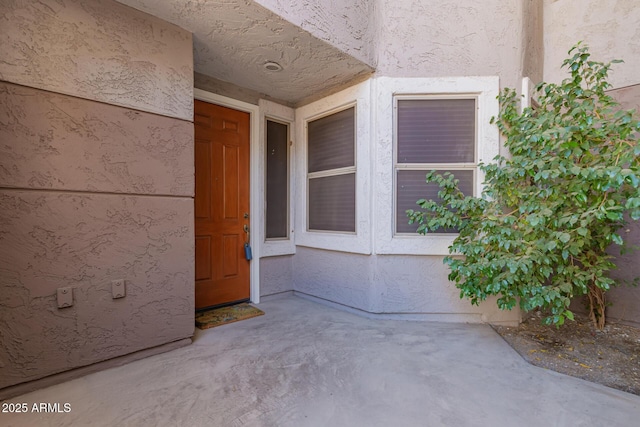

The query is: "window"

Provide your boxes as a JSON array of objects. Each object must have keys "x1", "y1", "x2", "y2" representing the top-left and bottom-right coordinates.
[
  {"x1": 265, "y1": 119, "x2": 289, "y2": 239},
  {"x1": 307, "y1": 106, "x2": 356, "y2": 233},
  {"x1": 395, "y1": 97, "x2": 477, "y2": 234}
]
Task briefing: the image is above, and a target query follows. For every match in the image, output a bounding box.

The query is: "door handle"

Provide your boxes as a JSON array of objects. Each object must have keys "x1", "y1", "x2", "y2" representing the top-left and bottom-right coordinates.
[{"x1": 243, "y1": 224, "x2": 250, "y2": 243}]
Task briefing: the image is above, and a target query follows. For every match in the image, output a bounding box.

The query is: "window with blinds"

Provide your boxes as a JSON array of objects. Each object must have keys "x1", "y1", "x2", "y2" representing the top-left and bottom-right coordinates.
[
  {"x1": 307, "y1": 106, "x2": 356, "y2": 233},
  {"x1": 265, "y1": 119, "x2": 289, "y2": 239},
  {"x1": 395, "y1": 97, "x2": 477, "y2": 234}
]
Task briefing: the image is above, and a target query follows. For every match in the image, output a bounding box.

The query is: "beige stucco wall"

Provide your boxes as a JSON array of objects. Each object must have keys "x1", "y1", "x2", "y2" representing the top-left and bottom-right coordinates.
[
  {"x1": 0, "y1": 83, "x2": 193, "y2": 195},
  {"x1": 0, "y1": 0, "x2": 194, "y2": 390},
  {"x1": 254, "y1": 0, "x2": 376, "y2": 67},
  {"x1": 292, "y1": 248, "x2": 519, "y2": 325},
  {"x1": 522, "y1": 0, "x2": 544, "y2": 84},
  {"x1": 256, "y1": 0, "x2": 545, "y2": 93},
  {"x1": 543, "y1": 0, "x2": 640, "y2": 89},
  {"x1": 260, "y1": 256, "x2": 295, "y2": 297},
  {"x1": 566, "y1": 85, "x2": 640, "y2": 327},
  {"x1": 543, "y1": 1, "x2": 640, "y2": 326},
  {"x1": 374, "y1": 0, "x2": 537, "y2": 92},
  {"x1": 601, "y1": 85, "x2": 640, "y2": 327},
  {"x1": 0, "y1": 0, "x2": 193, "y2": 121}
]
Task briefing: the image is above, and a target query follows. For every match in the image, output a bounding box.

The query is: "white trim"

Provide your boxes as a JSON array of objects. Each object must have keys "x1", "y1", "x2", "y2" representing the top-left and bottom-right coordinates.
[
  {"x1": 263, "y1": 117, "x2": 291, "y2": 239},
  {"x1": 294, "y1": 80, "x2": 372, "y2": 255},
  {"x1": 308, "y1": 165, "x2": 357, "y2": 179},
  {"x1": 373, "y1": 76, "x2": 500, "y2": 256},
  {"x1": 259, "y1": 99, "x2": 296, "y2": 258},
  {"x1": 306, "y1": 104, "x2": 358, "y2": 235},
  {"x1": 521, "y1": 77, "x2": 539, "y2": 112},
  {"x1": 193, "y1": 88, "x2": 261, "y2": 303}
]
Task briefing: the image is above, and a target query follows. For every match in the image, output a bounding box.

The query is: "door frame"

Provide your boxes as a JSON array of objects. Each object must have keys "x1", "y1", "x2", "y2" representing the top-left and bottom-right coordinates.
[{"x1": 194, "y1": 88, "x2": 261, "y2": 304}]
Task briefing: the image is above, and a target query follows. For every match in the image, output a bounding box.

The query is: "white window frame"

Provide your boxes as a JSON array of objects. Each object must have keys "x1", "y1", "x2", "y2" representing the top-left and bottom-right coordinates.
[
  {"x1": 294, "y1": 80, "x2": 372, "y2": 255},
  {"x1": 374, "y1": 76, "x2": 500, "y2": 255},
  {"x1": 259, "y1": 99, "x2": 295, "y2": 258},
  {"x1": 306, "y1": 104, "x2": 357, "y2": 234},
  {"x1": 521, "y1": 77, "x2": 540, "y2": 112},
  {"x1": 264, "y1": 118, "x2": 290, "y2": 238},
  {"x1": 394, "y1": 95, "x2": 479, "y2": 236}
]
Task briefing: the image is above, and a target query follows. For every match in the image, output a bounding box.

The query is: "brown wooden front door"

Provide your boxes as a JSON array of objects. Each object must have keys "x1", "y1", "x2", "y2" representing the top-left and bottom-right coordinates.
[{"x1": 194, "y1": 100, "x2": 251, "y2": 309}]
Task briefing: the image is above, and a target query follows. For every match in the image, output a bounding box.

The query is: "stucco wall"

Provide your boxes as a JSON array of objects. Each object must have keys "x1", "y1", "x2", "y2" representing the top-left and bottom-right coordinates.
[
  {"x1": 522, "y1": 0, "x2": 544, "y2": 84},
  {"x1": 254, "y1": 0, "x2": 376, "y2": 67},
  {"x1": 602, "y1": 85, "x2": 640, "y2": 326},
  {"x1": 374, "y1": 0, "x2": 532, "y2": 92},
  {"x1": 194, "y1": 72, "x2": 298, "y2": 108},
  {"x1": 606, "y1": 222, "x2": 640, "y2": 327},
  {"x1": 0, "y1": 0, "x2": 193, "y2": 120},
  {"x1": 0, "y1": 83, "x2": 193, "y2": 194},
  {"x1": 292, "y1": 247, "x2": 519, "y2": 325},
  {"x1": 0, "y1": 0, "x2": 194, "y2": 390},
  {"x1": 543, "y1": 0, "x2": 640, "y2": 89},
  {"x1": 542, "y1": 1, "x2": 640, "y2": 325},
  {"x1": 260, "y1": 256, "x2": 294, "y2": 297}
]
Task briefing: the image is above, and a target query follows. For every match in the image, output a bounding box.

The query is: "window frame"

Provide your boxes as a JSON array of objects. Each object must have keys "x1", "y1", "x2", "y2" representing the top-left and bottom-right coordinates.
[
  {"x1": 393, "y1": 95, "x2": 479, "y2": 236},
  {"x1": 294, "y1": 80, "x2": 372, "y2": 255},
  {"x1": 306, "y1": 104, "x2": 357, "y2": 234},
  {"x1": 373, "y1": 76, "x2": 500, "y2": 256},
  {"x1": 259, "y1": 99, "x2": 295, "y2": 258},
  {"x1": 521, "y1": 77, "x2": 540, "y2": 112},
  {"x1": 264, "y1": 117, "x2": 291, "y2": 241}
]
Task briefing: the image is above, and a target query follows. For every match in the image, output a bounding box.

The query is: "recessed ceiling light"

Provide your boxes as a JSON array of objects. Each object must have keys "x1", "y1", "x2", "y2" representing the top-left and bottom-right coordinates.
[{"x1": 264, "y1": 61, "x2": 283, "y2": 72}]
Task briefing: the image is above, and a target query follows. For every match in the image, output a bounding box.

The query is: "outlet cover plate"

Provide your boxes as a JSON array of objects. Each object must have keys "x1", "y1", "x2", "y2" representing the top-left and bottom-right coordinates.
[
  {"x1": 57, "y1": 287, "x2": 73, "y2": 308},
  {"x1": 112, "y1": 279, "x2": 126, "y2": 299}
]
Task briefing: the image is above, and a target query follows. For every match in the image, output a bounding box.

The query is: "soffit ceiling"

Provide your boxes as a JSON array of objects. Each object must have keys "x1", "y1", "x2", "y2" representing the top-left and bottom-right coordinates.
[{"x1": 117, "y1": 0, "x2": 374, "y2": 106}]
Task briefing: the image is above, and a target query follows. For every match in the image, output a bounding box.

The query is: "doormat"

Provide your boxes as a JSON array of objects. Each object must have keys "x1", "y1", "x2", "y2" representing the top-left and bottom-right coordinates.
[{"x1": 195, "y1": 303, "x2": 264, "y2": 330}]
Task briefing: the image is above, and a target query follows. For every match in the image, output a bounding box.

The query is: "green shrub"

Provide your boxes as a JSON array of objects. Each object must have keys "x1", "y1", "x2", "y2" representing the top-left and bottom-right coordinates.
[{"x1": 407, "y1": 43, "x2": 640, "y2": 329}]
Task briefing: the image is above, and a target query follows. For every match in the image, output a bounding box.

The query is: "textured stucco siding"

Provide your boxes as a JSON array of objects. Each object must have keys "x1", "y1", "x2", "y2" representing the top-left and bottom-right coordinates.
[
  {"x1": 0, "y1": 0, "x2": 194, "y2": 390},
  {"x1": 292, "y1": 247, "x2": 519, "y2": 325},
  {"x1": 0, "y1": 0, "x2": 193, "y2": 121},
  {"x1": 606, "y1": 227, "x2": 640, "y2": 327},
  {"x1": 0, "y1": 192, "x2": 194, "y2": 388},
  {"x1": 602, "y1": 85, "x2": 640, "y2": 326},
  {"x1": 543, "y1": 0, "x2": 640, "y2": 89},
  {"x1": 542, "y1": 0, "x2": 640, "y2": 325},
  {"x1": 522, "y1": 0, "x2": 544, "y2": 84},
  {"x1": 260, "y1": 256, "x2": 294, "y2": 297},
  {"x1": 0, "y1": 83, "x2": 193, "y2": 196},
  {"x1": 254, "y1": 0, "x2": 376, "y2": 67},
  {"x1": 374, "y1": 0, "x2": 529, "y2": 91},
  {"x1": 293, "y1": 247, "x2": 373, "y2": 312},
  {"x1": 119, "y1": 0, "x2": 373, "y2": 107}
]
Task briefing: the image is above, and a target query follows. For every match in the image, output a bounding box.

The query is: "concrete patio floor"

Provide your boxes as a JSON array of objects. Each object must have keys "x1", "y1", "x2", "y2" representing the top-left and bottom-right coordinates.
[{"x1": 2, "y1": 294, "x2": 639, "y2": 426}]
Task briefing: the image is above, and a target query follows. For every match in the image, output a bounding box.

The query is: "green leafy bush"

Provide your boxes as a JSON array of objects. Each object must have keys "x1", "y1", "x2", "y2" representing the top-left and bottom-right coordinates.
[{"x1": 407, "y1": 43, "x2": 640, "y2": 329}]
